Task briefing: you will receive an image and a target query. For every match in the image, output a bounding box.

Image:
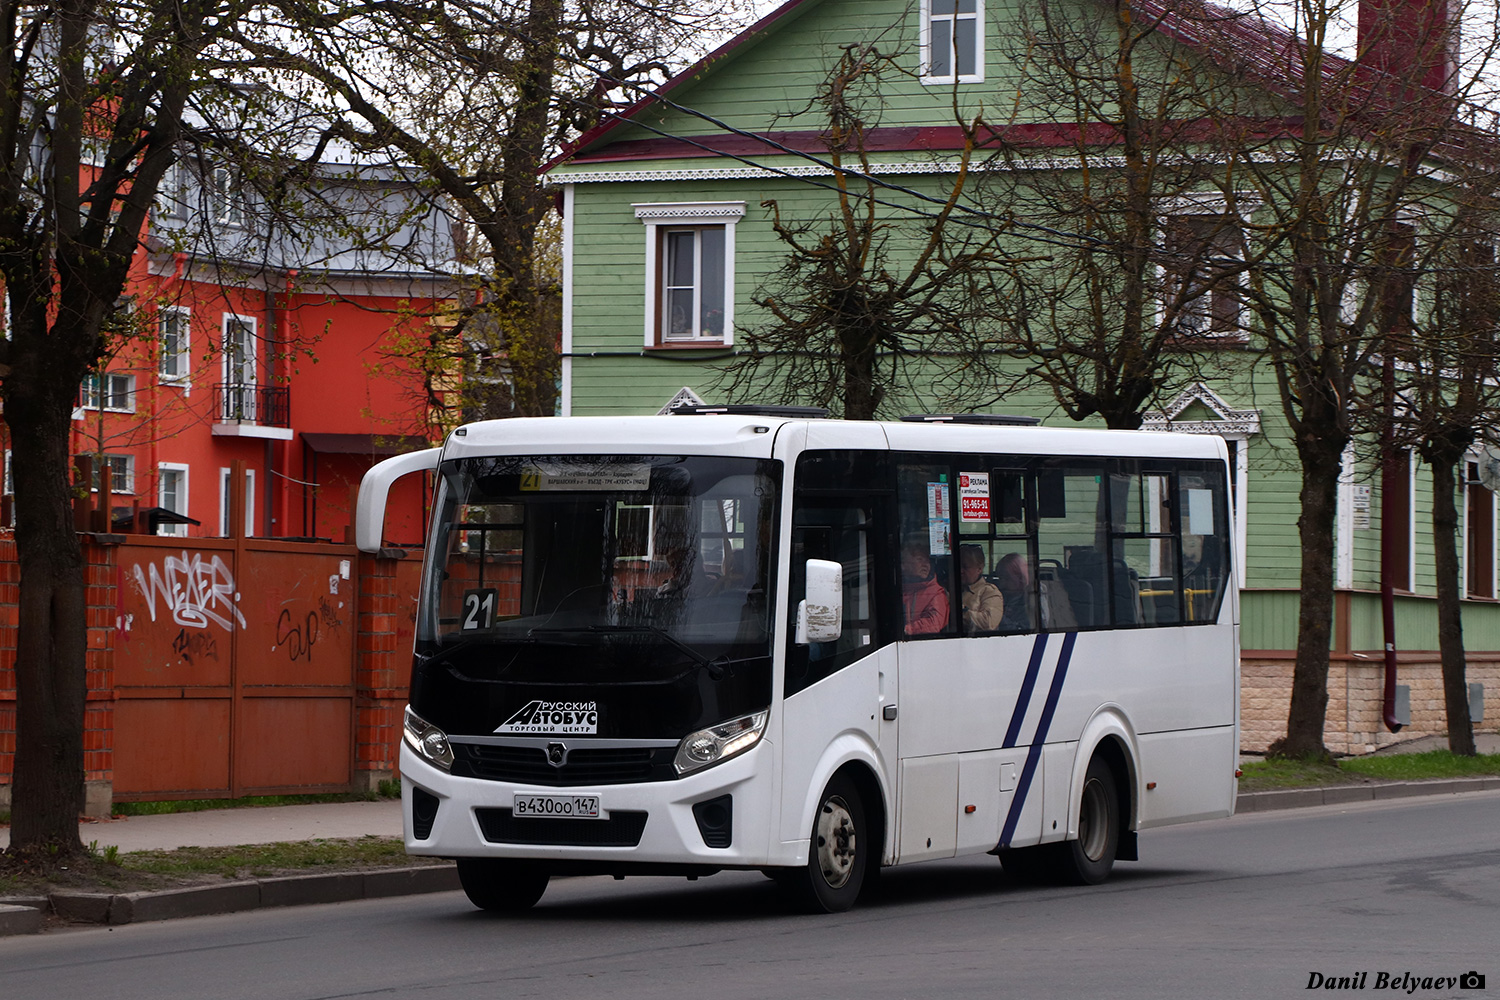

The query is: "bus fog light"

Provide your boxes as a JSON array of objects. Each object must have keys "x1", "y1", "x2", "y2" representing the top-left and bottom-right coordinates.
[
  {"x1": 674, "y1": 711, "x2": 768, "y2": 775},
  {"x1": 403, "y1": 705, "x2": 454, "y2": 772}
]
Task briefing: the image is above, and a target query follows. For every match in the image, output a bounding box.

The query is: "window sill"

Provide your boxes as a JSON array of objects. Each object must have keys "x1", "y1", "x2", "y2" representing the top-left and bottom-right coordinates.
[
  {"x1": 921, "y1": 75, "x2": 984, "y2": 87},
  {"x1": 646, "y1": 340, "x2": 732, "y2": 352}
]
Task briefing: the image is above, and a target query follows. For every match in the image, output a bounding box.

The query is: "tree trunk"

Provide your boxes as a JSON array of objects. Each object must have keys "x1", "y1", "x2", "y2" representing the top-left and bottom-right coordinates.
[
  {"x1": 1427, "y1": 453, "x2": 1476, "y2": 755},
  {"x1": 4, "y1": 382, "x2": 89, "y2": 853},
  {"x1": 1274, "y1": 433, "x2": 1345, "y2": 759}
]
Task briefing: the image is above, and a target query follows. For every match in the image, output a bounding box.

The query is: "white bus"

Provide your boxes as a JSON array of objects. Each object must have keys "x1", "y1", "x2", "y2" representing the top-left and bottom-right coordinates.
[{"x1": 357, "y1": 407, "x2": 1238, "y2": 913}]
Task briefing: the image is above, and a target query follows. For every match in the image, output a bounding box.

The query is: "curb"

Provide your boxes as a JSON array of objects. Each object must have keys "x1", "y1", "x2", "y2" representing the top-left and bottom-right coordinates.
[
  {"x1": 1, "y1": 864, "x2": 458, "y2": 937},
  {"x1": 1236, "y1": 776, "x2": 1500, "y2": 813}
]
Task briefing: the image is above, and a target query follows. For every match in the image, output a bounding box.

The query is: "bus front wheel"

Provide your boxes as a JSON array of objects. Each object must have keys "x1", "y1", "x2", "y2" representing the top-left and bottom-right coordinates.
[
  {"x1": 781, "y1": 773, "x2": 867, "y2": 913},
  {"x1": 456, "y1": 858, "x2": 550, "y2": 912}
]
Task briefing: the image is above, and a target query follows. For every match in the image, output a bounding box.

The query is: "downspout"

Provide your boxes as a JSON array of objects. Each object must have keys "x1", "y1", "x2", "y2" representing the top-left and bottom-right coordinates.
[{"x1": 1380, "y1": 355, "x2": 1403, "y2": 733}]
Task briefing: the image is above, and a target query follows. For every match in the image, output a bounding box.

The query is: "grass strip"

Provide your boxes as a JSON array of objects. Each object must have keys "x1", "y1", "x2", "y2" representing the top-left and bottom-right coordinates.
[{"x1": 1239, "y1": 750, "x2": 1500, "y2": 792}]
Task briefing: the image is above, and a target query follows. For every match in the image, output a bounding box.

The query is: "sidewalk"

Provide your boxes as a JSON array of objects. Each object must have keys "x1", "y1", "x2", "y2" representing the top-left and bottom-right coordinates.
[{"x1": 0, "y1": 798, "x2": 404, "y2": 853}]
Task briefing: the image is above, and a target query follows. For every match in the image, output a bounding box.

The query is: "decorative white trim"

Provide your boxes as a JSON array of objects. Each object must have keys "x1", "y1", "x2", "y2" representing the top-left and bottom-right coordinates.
[
  {"x1": 1140, "y1": 383, "x2": 1261, "y2": 437},
  {"x1": 658, "y1": 387, "x2": 706, "y2": 414},
  {"x1": 1336, "y1": 444, "x2": 1356, "y2": 590},
  {"x1": 561, "y1": 184, "x2": 575, "y2": 417},
  {"x1": 633, "y1": 201, "x2": 746, "y2": 223},
  {"x1": 1142, "y1": 382, "x2": 1260, "y2": 587},
  {"x1": 548, "y1": 151, "x2": 1317, "y2": 187}
]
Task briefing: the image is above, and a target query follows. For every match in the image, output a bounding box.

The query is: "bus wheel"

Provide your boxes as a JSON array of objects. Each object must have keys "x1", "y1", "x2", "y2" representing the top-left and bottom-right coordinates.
[
  {"x1": 783, "y1": 773, "x2": 867, "y2": 912},
  {"x1": 456, "y1": 858, "x2": 550, "y2": 912},
  {"x1": 1055, "y1": 756, "x2": 1119, "y2": 885}
]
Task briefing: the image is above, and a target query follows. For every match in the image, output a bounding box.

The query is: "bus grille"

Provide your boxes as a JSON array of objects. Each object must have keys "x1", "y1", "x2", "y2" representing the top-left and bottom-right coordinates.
[
  {"x1": 475, "y1": 808, "x2": 648, "y2": 847},
  {"x1": 452, "y1": 744, "x2": 676, "y2": 785}
]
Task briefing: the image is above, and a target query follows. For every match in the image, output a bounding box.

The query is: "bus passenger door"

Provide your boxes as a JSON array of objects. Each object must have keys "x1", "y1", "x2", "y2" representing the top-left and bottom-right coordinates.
[{"x1": 779, "y1": 496, "x2": 892, "y2": 855}]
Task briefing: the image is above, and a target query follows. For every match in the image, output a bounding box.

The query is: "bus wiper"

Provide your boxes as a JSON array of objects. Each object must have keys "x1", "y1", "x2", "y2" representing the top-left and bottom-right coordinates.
[{"x1": 527, "y1": 625, "x2": 735, "y2": 679}]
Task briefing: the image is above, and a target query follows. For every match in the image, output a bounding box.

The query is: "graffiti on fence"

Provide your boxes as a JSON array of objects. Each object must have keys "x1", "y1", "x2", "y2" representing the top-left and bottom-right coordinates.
[
  {"x1": 132, "y1": 552, "x2": 248, "y2": 631},
  {"x1": 172, "y1": 627, "x2": 220, "y2": 664},
  {"x1": 276, "y1": 607, "x2": 319, "y2": 662}
]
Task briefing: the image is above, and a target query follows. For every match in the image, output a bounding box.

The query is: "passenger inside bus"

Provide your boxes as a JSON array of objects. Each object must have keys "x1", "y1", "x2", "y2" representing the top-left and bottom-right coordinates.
[
  {"x1": 901, "y1": 536, "x2": 951, "y2": 636},
  {"x1": 959, "y1": 544, "x2": 1005, "y2": 633},
  {"x1": 995, "y1": 552, "x2": 1036, "y2": 631}
]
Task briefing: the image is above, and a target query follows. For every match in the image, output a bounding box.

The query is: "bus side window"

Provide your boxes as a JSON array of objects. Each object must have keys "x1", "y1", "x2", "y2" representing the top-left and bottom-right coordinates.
[
  {"x1": 1036, "y1": 465, "x2": 1103, "y2": 628},
  {"x1": 896, "y1": 463, "x2": 955, "y2": 637},
  {"x1": 1180, "y1": 465, "x2": 1230, "y2": 624}
]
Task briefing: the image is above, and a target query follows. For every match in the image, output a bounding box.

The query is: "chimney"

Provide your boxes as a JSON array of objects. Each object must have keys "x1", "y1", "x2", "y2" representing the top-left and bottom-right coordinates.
[{"x1": 1359, "y1": 0, "x2": 1459, "y2": 95}]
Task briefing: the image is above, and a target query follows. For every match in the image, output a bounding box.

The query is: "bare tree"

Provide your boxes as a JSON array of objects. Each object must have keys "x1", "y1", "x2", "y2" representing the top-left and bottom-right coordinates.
[
  {"x1": 978, "y1": 0, "x2": 1259, "y2": 429},
  {"x1": 1214, "y1": 0, "x2": 1500, "y2": 757},
  {"x1": 237, "y1": 0, "x2": 744, "y2": 420},
  {"x1": 718, "y1": 42, "x2": 1020, "y2": 420},
  {"x1": 0, "y1": 1, "x2": 446, "y2": 855},
  {"x1": 0, "y1": 0, "x2": 218, "y2": 853},
  {"x1": 1398, "y1": 228, "x2": 1500, "y2": 756}
]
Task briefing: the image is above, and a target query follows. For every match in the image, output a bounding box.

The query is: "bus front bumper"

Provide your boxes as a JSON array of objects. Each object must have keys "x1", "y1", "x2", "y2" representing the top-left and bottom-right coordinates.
[{"x1": 399, "y1": 740, "x2": 778, "y2": 869}]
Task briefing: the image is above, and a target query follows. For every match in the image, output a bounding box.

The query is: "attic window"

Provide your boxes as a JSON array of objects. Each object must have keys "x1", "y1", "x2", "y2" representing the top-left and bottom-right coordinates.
[{"x1": 924, "y1": 0, "x2": 983, "y2": 84}]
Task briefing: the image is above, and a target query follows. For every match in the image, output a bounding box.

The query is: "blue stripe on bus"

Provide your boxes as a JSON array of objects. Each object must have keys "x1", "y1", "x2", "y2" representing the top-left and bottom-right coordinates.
[
  {"x1": 1002, "y1": 633, "x2": 1050, "y2": 749},
  {"x1": 997, "y1": 631, "x2": 1078, "y2": 850}
]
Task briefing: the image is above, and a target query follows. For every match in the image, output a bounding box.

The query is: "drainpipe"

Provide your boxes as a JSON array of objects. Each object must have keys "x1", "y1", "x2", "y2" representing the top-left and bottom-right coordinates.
[{"x1": 1380, "y1": 354, "x2": 1403, "y2": 733}]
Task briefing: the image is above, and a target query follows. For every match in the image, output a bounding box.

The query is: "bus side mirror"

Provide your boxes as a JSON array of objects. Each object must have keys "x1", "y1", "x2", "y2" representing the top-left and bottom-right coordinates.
[
  {"x1": 355, "y1": 447, "x2": 441, "y2": 553},
  {"x1": 796, "y1": 558, "x2": 843, "y2": 644}
]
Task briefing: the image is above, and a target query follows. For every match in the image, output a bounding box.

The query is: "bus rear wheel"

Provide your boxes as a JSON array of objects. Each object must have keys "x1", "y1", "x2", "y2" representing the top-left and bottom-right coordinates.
[
  {"x1": 1054, "y1": 756, "x2": 1119, "y2": 885},
  {"x1": 456, "y1": 858, "x2": 550, "y2": 912},
  {"x1": 781, "y1": 773, "x2": 867, "y2": 913}
]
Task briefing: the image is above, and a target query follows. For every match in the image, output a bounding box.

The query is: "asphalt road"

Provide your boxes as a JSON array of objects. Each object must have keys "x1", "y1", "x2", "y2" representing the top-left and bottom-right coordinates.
[{"x1": 4, "y1": 791, "x2": 1498, "y2": 1000}]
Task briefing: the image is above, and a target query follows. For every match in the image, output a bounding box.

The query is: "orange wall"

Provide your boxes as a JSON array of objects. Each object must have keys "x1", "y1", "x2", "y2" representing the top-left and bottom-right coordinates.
[{"x1": 18, "y1": 264, "x2": 445, "y2": 545}]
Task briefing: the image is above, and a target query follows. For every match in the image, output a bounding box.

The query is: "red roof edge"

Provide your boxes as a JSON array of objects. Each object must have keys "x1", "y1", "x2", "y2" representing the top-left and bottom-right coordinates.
[{"x1": 543, "y1": 0, "x2": 824, "y2": 173}]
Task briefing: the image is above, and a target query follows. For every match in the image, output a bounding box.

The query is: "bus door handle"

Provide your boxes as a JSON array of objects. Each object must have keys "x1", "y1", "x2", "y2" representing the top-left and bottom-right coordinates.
[{"x1": 882, "y1": 705, "x2": 898, "y2": 721}]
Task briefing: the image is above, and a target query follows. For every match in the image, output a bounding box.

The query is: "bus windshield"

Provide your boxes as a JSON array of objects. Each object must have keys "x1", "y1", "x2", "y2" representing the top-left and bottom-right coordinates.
[{"x1": 420, "y1": 454, "x2": 779, "y2": 676}]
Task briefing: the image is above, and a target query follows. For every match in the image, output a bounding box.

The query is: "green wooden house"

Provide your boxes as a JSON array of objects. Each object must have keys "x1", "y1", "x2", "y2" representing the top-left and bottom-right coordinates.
[{"x1": 543, "y1": 0, "x2": 1500, "y2": 753}]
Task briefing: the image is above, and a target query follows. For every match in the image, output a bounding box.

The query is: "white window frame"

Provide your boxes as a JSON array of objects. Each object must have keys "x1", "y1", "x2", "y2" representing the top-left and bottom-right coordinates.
[
  {"x1": 158, "y1": 462, "x2": 190, "y2": 536},
  {"x1": 155, "y1": 158, "x2": 187, "y2": 221},
  {"x1": 1462, "y1": 452, "x2": 1498, "y2": 599},
  {"x1": 80, "y1": 372, "x2": 136, "y2": 413},
  {"x1": 212, "y1": 166, "x2": 245, "y2": 228},
  {"x1": 921, "y1": 0, "x2": 984, "y2": 85},
  {"x1": 159, "y1": 306, "x2": 191, "y2": 385},
  {"x1": 219, "y1": 466, "x2": 256, "y2": 536},
  {"x1": 84, "y1": 454, "x2": 134, "y2": 495},
  {"x1": 635, "y1": 202, "x2": 743, "y2": 348}
]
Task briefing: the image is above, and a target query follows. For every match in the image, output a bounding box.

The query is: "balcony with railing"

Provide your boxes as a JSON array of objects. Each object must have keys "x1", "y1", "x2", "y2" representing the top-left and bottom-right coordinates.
[{"x1": 212, "y1": 382, "x2": 293, "y2": 439}]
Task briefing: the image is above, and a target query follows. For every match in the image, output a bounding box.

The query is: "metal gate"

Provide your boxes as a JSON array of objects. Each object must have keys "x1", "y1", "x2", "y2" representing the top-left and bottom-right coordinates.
[{"x1": 111, "y1": 535, "x2": 361, "y2": 799}]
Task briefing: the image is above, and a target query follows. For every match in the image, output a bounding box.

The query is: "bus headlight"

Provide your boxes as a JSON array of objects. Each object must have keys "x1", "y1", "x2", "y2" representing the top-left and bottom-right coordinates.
[
  {"x1": 674, "y1": 711, "x2": 768, "y2": 775},
  {"x1": 403, "y1": 705, "x2": 454, "y2": 772}
]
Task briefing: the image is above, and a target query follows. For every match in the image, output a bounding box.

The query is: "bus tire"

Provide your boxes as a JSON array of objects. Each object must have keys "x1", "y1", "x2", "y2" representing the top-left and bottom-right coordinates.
[
  {"x1": 1054, "y1": 756, "x2": 1119, "y2": 885},
  {"x1": 456, "y1": 858, "x2": 550, "y2": 912},
  {"x1": 782, "y1": 773, "x2": 867, "y2": 913}
]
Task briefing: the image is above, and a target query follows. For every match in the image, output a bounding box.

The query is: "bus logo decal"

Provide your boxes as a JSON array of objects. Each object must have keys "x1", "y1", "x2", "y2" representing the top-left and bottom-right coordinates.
[
  {"x1": 495, "y1": 700, "x2": 600, "y2": 735},
  {"x1": 998, "y1": 632, "x2": 1077, "y2": 850}
]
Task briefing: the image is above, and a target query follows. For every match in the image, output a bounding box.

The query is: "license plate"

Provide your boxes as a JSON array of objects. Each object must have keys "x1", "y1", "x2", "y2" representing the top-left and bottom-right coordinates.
[{"x1": 513, "y1": 793, "x2": 602, "y2": 819}]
